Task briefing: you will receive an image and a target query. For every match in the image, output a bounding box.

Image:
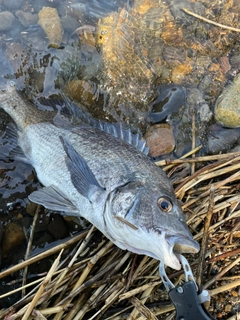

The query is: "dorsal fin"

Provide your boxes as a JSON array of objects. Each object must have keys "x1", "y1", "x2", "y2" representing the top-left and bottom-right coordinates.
[
  {"x1": 60, "y1": 96, "x2": 150, "y2": 155},
  {"x1": 92, "y1": 120, "x2": 149, "y2": 155}
]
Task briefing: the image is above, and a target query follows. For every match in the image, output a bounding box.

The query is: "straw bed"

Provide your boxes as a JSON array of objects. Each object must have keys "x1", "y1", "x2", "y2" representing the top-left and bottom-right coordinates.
[{"x1": 1, "y1": 151, "x2": 240, "y2": 319}]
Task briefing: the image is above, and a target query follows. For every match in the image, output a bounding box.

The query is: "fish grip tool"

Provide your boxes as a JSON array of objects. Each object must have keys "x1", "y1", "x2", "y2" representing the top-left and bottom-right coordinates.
[{"x1": 159, "y1": 254, "x2": 216, "y2": 320}]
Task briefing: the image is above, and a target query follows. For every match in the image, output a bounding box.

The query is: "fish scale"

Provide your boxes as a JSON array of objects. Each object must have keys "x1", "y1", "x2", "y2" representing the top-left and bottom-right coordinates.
[{"x1": 0, "y1": 79, "x2": 199, "y2": 270}]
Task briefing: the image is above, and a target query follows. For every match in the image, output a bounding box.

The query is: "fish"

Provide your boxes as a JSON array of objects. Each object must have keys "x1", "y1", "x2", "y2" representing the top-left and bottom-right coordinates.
[{"x1": 0, "y1": 80, "x2": 199, "y2": 271}]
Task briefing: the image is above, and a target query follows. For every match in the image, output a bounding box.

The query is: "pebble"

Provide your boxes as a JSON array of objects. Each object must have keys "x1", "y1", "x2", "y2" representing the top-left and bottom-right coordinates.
[
  {"x1": 2, "y1": 0, "x2": 23, "y2": 10},
  {"x1": 67, "y1": 79, "x2": 95, "y2": 107},
  {"x1": 230, "y1": 54, "x2": 240, "y2": 72},
  {"x1": 47, "y1": 214, "x2": 68, "y2": 239},
  {"x1": 1, "y1": 222, "x2": 25, "y2": 257},
  {"x1": 38, "y1": 6, "x2": 63, "y2": 46},
  {"x1": 214, "y1": 74, "x2": 240, "y2": 127},
  {"x1": 0, "y1": 11, "x2": 15, "y2": 31},
  {"x1": 225, "y1": 304, "x2": 232, "y2": 313},
  {"x1": 149, "y1": 84, "x2": 186, "y2": 123},
  {"x1": 31, "y1": 0, "x2": 49, "y2": 13},
  {"x1": 171, "y1": 62, "x2": 193, "y2": 84},
  {"x1": 65, "y1": 3, "x2": 88, "y2": 22},
  {"x1": 46, "y1": 0, "x2": 61, "y2": 8},
  {"x1": 207, "y1": 124, "x2": 240, "y2": 154},
  {"x1": 61, "y1": 15, "x2": 79, "y2": 34},
  {"x1": 15, "y1": 10, "x2": 38, "y2": 27},
  {"x1": 144, "y1": 124, "x2": 175, "y2": 157}
]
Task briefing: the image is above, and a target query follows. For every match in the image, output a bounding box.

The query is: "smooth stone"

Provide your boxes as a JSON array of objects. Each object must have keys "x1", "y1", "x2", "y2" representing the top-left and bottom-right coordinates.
[
  {"x1": 149, "y1": 84, "x2": 186, "y2": 123},
  {"x1": 47, "y1": 214, "x2": 68, "y2": 239},
  {"x1": 1, "y1": 222, "x2": 25, "y2": 257},
  {"x1": 15, "y1": 10, "x2": 38, "y2": 27},
  {"x1": 214, "y1": 74, "x2": 240, "y2": 127},
  {"x1": 46, "y1": 0, "x2": 61, "y2": 8},
  {"x1": 67, "y1": 79, "x2": 95, "y2": 107},
  {"x1": 66, "y1": 3, "x2": 88, "y2": 22},
  {"x1": 2, "y1": 0, "x2": 23, "y2": 10},
  {"x1": 144, "y1": 123, "x2": 175, "y2": 157},
  {"x1": 38, "y1": 6, "x2": 63, "y2": 46},
  {"x1": 31, "y1": 0, "x2": 49, "y2": 13},
  {"x1": 61, "y1": 15, "x2": 79, "y2": 33},
  {"x1": 0, "y1": 11, "x2": 15, "y2": 31},
  {"x1": 207, "y1": 123, "x2": 240, "y2": 154}
]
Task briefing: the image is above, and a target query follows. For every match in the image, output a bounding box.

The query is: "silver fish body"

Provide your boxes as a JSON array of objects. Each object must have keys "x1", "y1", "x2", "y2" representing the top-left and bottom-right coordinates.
[{"x1": 0, "y1": 80, "x2": 199, "y2": 270}]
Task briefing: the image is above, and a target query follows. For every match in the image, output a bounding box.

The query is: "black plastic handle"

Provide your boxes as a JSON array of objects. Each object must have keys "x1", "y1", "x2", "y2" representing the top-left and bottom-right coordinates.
[{"x1": 169, "y1": 281, "x2": 216, "y2": 320}]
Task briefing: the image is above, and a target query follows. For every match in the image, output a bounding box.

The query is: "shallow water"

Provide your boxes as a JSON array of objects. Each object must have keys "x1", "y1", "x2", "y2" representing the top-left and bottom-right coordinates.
[{"x1": 0, "y1": 0, "x2": 126, "y2": 206}]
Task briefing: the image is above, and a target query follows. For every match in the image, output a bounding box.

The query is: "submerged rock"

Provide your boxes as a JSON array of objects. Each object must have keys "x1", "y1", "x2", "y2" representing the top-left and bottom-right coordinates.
[
  {"x1": 15, "y1": 10, "x2": 38, "y2": 27},
  {"x1": 144, "y1": 123, "x2": 175, "y2": 157},
  {"x1": 38, "y1": 6, "x2": 63, "y2": 46},
  {"x1": 75, "y1": 0, "x2": 240, "y2": 126},
  {"x1": 149, "y1": 84, "x2": 186, "y2": 123},
  {"x1": 2, "y1": 0, "x2": 23, "y2": 10},
  {"x1": 1, "y1": 222, "x2": 25, "y2": 257},
  {"x1": 0, "y1": 11, "x2": 15, "y2": 31},
  {"x1": 214, "y1": 74, "x2": 240, "y2": 128},
  {"x1": 207, "y1": 123, "x2": 240, "y2": 154}
]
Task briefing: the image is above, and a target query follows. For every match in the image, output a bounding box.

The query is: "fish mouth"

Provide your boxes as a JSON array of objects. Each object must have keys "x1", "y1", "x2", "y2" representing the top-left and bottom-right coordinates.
[{"x1": 167, "y1": 234, "x2": 200, "y2": 254}]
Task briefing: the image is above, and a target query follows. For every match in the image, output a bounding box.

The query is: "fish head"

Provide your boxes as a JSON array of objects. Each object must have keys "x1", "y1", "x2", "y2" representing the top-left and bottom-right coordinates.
[{"x1": 105, "y1": 181, "x2": 199, "y2": 270}]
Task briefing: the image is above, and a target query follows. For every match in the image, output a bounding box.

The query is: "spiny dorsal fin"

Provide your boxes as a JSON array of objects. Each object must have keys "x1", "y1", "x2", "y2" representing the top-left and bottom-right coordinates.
[
  {"x1": 58, "y1": 97, "x2": 150, "y2": 155},
  {"x1": 92, "y1": 121, "x2": 149, "y2": 155}
]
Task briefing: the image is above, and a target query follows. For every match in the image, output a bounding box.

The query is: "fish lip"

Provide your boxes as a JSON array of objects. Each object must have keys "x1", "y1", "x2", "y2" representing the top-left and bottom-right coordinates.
[{"x1": 166, "y1": 234, "x2": 200, "y2": 254}]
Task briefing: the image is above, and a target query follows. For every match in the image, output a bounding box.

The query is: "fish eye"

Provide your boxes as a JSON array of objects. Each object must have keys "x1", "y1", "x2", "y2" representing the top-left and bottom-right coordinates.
[{"x1": 157, "y1": 197, "x2": 173, "y2": 212}]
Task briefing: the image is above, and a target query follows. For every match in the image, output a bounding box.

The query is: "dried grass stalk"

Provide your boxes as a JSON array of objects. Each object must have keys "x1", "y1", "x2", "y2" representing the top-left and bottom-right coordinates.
[{"x1": 1, "y1": 152, "x2": 240, "y2": 319}]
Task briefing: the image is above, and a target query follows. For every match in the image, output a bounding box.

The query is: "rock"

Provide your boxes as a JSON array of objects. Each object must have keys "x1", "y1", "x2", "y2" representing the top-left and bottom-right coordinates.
[
  {"x1": 47, "y1": 214, "x2": 68, "y2": 239},
  {"x1": 67, "y1": 79, "x2": 95, "y2": 107},
  {"x1": 207, "y1": 124, "x2": 240, "y2": 154},
  {"x1": 198, "y1": 102, "x2": 212, "y2": 124},
  {"x1": 15, "y1": 10, "x2": 38, "y2": 27},
  {"x1": 46, "y1": 0, "x2": 61, "y2": 8},
  {"x1": 61, "y1": 15, "x2": 79, "y2": 34},
  {"x1": 26, "y1": 201, "x2": 39, "y2": 215},
  {"x1": 1, "y1": 222, "x2": 25, "y2": 257},
  {"x1": 225, "y1": 304, "x2": 232, "y2": 313},
  {"x1": 38, "y1": 6, "x2": 63, "y2": 46},
  {"x1": 0, "y1": 11, "x2": 15, "y2": 31},
  {"x1": 144, "y1": 124, "x2": 175, "y2": 157},
  {"x1": 230, "y1": 54, "x2": 240, "y2": 72},
  {"x1": 64, "y1": 3, "x2": 88, "y2": 22},
  {"x1": 2, "y1": 0, "x2": 23, "y2": 10},
  {"x1": 171, "y1": 62, "x2": 193, "y2": 84},
  {"x1": 149, "y1": 84, "x2": 186, "y2": 123},
  {"x1": 75, "y1": 25, "x2": 96, "y2": 47},
  {"x1": 20, "y1": 27, "x2": 49, "y2": 51},
  {"x1": 214, "y1": 74, "x2": 240, "y2": 127},
  {"x1": 31, "y1": 0, "x2": 49, "y2": 13}
]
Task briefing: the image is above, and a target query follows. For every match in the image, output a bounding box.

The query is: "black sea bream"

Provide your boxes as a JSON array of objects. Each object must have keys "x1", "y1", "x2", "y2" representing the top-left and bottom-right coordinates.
[{"x1": 0, "y1": 79, "x2": 199, "y2": 270}]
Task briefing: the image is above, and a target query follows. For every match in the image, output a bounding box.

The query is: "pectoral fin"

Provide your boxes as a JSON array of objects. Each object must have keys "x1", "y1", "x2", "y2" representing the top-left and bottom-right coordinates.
[
  {"x1": 60, "y1": 136, "x2": 105, "y2": 202},
  {"x1": 29, "y1": 186, "x2": 79, "y2": 215}
]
